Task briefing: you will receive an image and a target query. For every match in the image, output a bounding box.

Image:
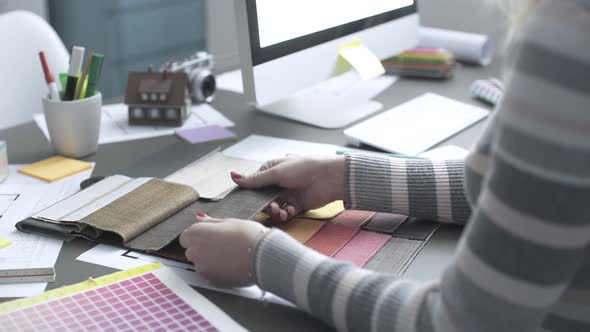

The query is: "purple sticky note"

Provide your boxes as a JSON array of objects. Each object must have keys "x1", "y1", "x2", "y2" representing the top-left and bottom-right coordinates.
[{"x1": 175, "y1": 125, "x2": 236, "y2": 144}]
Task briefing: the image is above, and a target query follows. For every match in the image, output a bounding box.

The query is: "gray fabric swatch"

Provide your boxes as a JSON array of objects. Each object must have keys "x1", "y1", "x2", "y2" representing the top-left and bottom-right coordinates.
[
  {"x1": 363, "y1": 237, "x2": 424, "y2": 277},
  {"x1": 392, "y1": 217, "x2": 439, "y2": 241},
  {"x1": 126, "y1": 186, "x2": 281, "y2": 252},
  {"x1": 363, "y1": 213, "x2": 408, "y2": 234}
]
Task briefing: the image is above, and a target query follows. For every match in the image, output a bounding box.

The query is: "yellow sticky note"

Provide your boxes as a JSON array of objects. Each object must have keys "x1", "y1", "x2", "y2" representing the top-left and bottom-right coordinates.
[
  {"x1": 339, "y1": 39, "x2": 386, "y2": 80},
  {"x1": 302, "y1": 201, "x2": 345, "y2": 220},
  {"x1": 0, "y1": 237, "x2": 12, "y2": 250},
  {"x1": 279, "y1": 218, "x2": 326, "y2": 244},
  {"x1": 18, "y1": 156, "x2": 92, "y2": 182}
]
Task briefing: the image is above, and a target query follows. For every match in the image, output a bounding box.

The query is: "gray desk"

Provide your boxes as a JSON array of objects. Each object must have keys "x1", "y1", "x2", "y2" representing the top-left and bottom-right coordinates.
[{"x1": 0, "y1": 61, "x2": 499, "y2": 331}]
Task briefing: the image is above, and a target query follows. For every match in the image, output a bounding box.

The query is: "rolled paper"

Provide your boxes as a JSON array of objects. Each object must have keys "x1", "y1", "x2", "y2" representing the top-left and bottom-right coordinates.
[{"x1": 418, "y1": 27, "x2": 494, "y2": 66}]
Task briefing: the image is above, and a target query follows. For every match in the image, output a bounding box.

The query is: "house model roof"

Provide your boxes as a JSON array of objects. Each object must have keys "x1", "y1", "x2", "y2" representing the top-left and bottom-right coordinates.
[{"x1": 125, "y1": 71, "x2": 189, "y2": 107}]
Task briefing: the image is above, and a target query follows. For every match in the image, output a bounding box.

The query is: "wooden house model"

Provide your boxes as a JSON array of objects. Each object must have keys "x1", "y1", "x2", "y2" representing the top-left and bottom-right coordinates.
[{"x1": 125, "y1": 70, "x2": 191, "y2": 126}]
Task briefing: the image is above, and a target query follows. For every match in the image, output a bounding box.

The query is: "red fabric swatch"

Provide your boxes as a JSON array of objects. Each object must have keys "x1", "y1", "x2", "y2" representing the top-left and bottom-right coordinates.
[
  {"x1": 333, "y1": 230, "x2": 391, "y2": 267},
  {"x1": 331, "y1": 210, "x2": 376, "y2": 228},
  {"x1": 305, "y1": 223, "x2": 360, "y2": 256}
]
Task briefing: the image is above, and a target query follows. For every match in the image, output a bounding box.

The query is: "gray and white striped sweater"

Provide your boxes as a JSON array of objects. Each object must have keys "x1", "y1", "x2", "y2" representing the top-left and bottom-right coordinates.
[{"x1": 252, "y1": 1, "x2": 590, "y2": 331}]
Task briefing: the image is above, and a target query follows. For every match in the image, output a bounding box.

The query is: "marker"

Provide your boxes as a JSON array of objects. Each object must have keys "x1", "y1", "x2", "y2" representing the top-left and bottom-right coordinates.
[
  {"x1": 38, "y1": 51, "x2": 60, "y2": 101},
  {"x1": 74, "y1": 49, "x2": 93, "y2": 100},
  {"x1": 63, "y1": 46, "x2": 85, "y2": 101},
  {"x1": 84, "y1": 53, "x2": 104, "y2": 98}
]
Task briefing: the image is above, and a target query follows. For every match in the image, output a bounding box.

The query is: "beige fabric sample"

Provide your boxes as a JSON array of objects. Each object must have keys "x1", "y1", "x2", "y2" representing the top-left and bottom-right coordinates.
[
  {"x1": 81, "y1": 179, "x2": 198, "y2": 243},
  {"x1": 166, "y1": 151, "x2": 262, "y2": 200}
]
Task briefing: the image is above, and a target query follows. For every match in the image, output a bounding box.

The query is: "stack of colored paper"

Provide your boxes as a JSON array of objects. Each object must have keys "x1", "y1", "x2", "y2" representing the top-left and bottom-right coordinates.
[{"x1": 382, "y1": 48, "x2": 456, "y2": 79}]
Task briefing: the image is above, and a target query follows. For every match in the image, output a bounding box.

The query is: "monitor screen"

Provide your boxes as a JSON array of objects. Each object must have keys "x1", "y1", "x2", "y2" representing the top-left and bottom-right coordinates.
[
  {"x1": 256, "y1": 0, "x2": 415, "y2": 48},
  {"x1": 246, "y1": 0, "x2": 418, "y2": 65}
]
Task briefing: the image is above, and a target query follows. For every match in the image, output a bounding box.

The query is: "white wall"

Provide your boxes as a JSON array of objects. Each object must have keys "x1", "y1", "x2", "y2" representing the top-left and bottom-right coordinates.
[
  {"x1": 0, "y1": 0, "x2": 47, "y2": 19},
  {"x1": 206, "y1": 0, "x2": 240, "y2": 73}
]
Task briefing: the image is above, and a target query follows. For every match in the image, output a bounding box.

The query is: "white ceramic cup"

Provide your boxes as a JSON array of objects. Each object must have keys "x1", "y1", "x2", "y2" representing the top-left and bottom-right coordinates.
[{"x1": 42, "y1": 93, "x2": 102, "y2": 158}]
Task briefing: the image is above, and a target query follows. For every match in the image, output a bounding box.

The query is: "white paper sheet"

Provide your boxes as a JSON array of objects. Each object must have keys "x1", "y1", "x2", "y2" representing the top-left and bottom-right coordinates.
[
  {"x1": 76, "y1": 244, "x2": 293, "y2": 307},
  {"x1": 34, "y1": 103, "x2": 235, "y2": 145},
  {"x1": 166, "y1": 151, "x2": 261, "y2": 200},
  {"x1": 344, "y1": 93, "x2": 490, "y2": 156},
  {"x1": 216, "y1": 69, "x2": 244, "y2": 94},
  {"x1": 419, "y1": 145, "x2": 470, "y2": 160},
  {"x1": 419, "y1": 27, "x2": 494, "y2": 66},
  {"x1": 0, "y1": 164, "x2": 94, "y2": 297},
  {"x1": 223, "y1": 135, "x2": 354, "y2": 162}
]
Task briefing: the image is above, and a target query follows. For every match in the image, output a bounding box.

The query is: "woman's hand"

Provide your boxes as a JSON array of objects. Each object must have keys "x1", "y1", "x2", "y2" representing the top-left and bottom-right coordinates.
[
  {"x1": 179, "y1": 213, "x2": 268, "y2": 288},
  {"x1": 231, "y1": 156, "x2": 346, "y2": 221}
]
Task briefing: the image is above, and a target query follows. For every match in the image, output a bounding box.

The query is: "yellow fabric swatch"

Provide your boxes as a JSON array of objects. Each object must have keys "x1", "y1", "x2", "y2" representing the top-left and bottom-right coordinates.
[
  {"x1": 302, "y1": 200, "x2": 345, "y2": 220},
  {"x1": 253, "y1": 211, "x2": 271, "y2": 224},
  {"x1": 339, "y1": 39, "x2": 386, "y2": 80},
  {"x1": 18, "y1": 156, "x2": 92, "y2": 182},
  {"x1": 278, "y1": 218, "x2": 326, "y2": 244},
  {"x1": 0, "y1": 237, "x2": 12, "y2": 250}
]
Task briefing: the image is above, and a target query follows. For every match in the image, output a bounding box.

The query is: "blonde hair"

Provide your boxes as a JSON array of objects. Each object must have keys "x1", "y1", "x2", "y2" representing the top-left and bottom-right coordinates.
[{"x1": 497, "y1": 0, "x2": 540, "y2": 42}]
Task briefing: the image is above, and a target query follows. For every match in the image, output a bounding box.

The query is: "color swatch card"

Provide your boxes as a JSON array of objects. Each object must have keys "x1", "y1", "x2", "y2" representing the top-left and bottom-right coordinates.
[
  {"x1": 305, "y1": 223, "x2": 359, "y2": 257},
  {"x1": 176, "y1": 125, "x2": 236, "y2": 145},
  {"x1": 333, "y1": 231, "x2": 390, "y2": 267},
  {"x1": 18, "y1": 156, "x2": 93, "y2": 182},
  {"x1": 0, "y1": 262, "x2": 246, "y2": 332},
  {"x1": 301, "y1": 201, "x2": 345, "y2": 220},
  {"x1": 276, "y1": 218, "x2": 326, "y2": 244}
]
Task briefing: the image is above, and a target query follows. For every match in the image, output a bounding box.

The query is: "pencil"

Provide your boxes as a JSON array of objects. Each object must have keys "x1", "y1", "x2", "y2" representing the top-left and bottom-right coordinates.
[{"x1": 74, "y1": 49, "x2": 94, "y2": 100}]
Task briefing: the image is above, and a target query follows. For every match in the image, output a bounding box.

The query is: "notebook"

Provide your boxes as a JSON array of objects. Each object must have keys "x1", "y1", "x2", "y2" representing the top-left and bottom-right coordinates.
[{"x1": 344, "y1": 93, "x2": 490, "y2": 156}]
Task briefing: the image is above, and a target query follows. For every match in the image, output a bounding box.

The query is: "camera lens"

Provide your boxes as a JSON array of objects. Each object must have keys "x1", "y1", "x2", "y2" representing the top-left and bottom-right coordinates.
[{"x1": 201, "y1": 75, "x2": 216, "y2": 100}]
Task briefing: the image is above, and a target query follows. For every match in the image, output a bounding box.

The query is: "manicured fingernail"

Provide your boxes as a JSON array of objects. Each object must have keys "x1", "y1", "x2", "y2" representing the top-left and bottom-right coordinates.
[
  {"x1": 230, "y1": 171, "x2": 242, "y2": 179},
  {"x1": 197, "y1": 212, "x2": 206, "y2": 217}
]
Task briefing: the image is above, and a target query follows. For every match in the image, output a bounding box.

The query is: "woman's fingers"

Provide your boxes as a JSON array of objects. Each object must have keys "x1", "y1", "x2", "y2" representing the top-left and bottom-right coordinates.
[
  {"x1": 231, "y1": 167, "x2": 282, "y2": 189},
  {"x1": 196, "y1": 212, "x2": 224, "y2": 223},
  {"x1": 264, "y1": 191, "x2": 303, "y2": 222}
]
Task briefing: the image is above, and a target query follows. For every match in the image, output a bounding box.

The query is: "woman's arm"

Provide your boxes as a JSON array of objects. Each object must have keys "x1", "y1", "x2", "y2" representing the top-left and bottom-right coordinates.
[{"x1": 346, "y1": 154, "x2": 470, "y2": 225}]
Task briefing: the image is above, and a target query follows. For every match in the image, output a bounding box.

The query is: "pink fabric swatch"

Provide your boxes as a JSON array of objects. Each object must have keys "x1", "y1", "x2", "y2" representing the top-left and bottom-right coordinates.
[
  {"x1": 305, "y1": 223, "x2": 360, "y2": 256},
  {"x1": 333, "y1": 231, "x2": 391, "y2": 267},
  {"x1": 331, "y1": 210, "x2": 376, "y2": 228}
]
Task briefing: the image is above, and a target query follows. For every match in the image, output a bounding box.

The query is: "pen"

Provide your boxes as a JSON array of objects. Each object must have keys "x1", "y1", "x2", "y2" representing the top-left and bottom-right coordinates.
[
  {"x1": 63, "y1": 46, "x2": 85, "y2": 101},
  {"x1": 74, "y1": 49, "x2": 93, "y2": 100},
  {"x1": 84, "y1": 53, "x2": 104, "y2": 98},
  {"x1": 38, "y1": 51, "x2": 61, "y2": 101}
]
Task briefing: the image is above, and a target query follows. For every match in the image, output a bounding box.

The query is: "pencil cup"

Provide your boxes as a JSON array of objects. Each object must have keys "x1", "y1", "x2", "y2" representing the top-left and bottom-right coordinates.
[{"x1": 42, "y1": 93, "x2": 102, "y2": 158}]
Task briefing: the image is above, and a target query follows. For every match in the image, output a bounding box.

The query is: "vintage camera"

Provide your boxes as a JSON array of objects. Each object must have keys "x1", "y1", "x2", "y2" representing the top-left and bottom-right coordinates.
[{"x1": 161, "y1": 51, "x2": 216, "y2": 103}]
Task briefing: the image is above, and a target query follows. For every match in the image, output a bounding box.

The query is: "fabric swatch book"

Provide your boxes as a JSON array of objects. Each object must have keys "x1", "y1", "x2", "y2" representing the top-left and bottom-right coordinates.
[{"x1": 15, "y1": 174, "x2": 280, "y2": 260}]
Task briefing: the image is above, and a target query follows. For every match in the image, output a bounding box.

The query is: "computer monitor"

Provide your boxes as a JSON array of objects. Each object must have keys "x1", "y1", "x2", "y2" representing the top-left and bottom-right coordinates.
[{"x1": 235, "y1": 0, "x2": 419, "y2": 128}]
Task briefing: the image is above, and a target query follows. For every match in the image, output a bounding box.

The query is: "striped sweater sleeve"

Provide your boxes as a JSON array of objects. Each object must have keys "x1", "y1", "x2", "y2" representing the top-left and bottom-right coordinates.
[
  {"x1": 252, "y1": 2, "x2": 590, "y2": 331},
  {"x1": 345, "y1": 154, "x2": 471, "y2": 225}
]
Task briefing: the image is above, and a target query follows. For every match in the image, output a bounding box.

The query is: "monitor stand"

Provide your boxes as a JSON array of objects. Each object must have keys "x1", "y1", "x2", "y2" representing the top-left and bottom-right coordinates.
[{"x1": 256, "y1": 72, "x2": 394, "y2": 129}]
